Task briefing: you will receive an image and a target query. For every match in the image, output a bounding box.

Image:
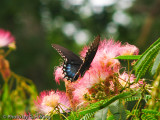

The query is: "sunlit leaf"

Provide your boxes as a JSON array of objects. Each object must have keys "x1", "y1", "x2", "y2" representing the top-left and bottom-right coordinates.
[{"x1": 115, "y1": 55, "x2": 141, "y2": 60}]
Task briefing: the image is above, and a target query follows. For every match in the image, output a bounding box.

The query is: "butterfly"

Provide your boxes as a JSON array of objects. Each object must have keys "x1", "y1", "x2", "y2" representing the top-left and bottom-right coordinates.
[{"x1": 52, "y1": 35, "x2": 100, "y2": 82}]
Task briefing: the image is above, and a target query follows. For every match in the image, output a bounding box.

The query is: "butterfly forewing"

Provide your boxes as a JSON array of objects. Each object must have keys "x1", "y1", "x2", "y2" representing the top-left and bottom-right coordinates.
[{"x1": 52, "y1": 44, "x2": 82, "y2": 63}]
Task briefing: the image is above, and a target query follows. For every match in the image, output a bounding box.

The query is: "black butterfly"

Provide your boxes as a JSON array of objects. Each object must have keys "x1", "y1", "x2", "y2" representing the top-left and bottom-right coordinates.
[{"x1": 52, "y1": 35, "x2": 100, "y2": 82}]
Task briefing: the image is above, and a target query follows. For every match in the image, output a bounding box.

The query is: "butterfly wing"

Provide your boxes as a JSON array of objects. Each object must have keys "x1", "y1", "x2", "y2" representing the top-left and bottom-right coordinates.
[
  {"x1": 52, "y1": 35, "x2": 100, "y2": 82},
  {"x1": 52, "y1": 44, "x2": 82, "y2": 62},
  {"x1": 74, "y1": 35, "x2": 100, "y2": 80},
  {"x1": 52, "y1": 44, "x2": 83, "y2": 81}
]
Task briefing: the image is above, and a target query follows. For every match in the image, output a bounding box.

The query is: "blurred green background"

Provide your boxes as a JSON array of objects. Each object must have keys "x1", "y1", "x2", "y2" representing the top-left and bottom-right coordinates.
[{"x1": 0, "y1": 0, "x2": 160, "y2": 92}]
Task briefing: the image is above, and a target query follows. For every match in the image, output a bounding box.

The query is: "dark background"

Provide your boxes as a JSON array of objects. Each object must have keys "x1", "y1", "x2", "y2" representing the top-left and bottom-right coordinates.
[{"x1": 0, "y1": 0, "x2": 160, "y2": 92}]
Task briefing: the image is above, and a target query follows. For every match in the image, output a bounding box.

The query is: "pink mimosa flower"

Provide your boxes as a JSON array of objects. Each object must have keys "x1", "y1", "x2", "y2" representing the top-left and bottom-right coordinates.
[
  {"x1": 35, "y1": 90, "x2": 71, "y2": 114},
  {"x1": 119, "y1": 72, "x2": 135, "y2": 87},
  {"x1": 0, "y1": 29, "x2": 15, "y2": 47},
  {"x1": 77, "y1": 40, "x2": 122, "y2": 87},
  {"x1": 72, "y1": 86, "x2": 89, "y2": 108},
  {"x1": 119, "y1": 43, "x2": 139, "y2": 55},
  {"x1": 54, "y1": 67, "x2": 64, "y2": 84},
  {"x1": 119, "y1": 72, "x2": 143, "y2": 88},
  {"x1": 54, "y1": 38, "x2": 140, "y2": 109}
]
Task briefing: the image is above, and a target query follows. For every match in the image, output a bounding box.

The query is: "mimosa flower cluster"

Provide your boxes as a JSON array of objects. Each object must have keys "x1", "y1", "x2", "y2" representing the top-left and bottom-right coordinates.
[
  {"x1": 35, "y1": 38, "x2": 143, "y2": 114},
  {"x1": 0, "y1": 29, "x2": 15, "y2": 80},
  {"x1": 0, "y1": 29, "x2": 15, "y2": 48},
  {"x1": 35, "y1": 90, "x2": 70, "y2": 114}
]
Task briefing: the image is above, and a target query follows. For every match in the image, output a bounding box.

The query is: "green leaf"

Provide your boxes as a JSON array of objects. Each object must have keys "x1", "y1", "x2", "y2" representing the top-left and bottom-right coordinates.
[
  {"x1": 51, "y1": 114, "x2": 65, "y2": 120},
  {"x1": 67, "y1": 111, "x2": 80, "y2": 120},
  {"x1": 2, "y1": 83, "x2": 9, "y2": 101},
  {"x1": 115, "y1": 55, "x2": 141, "y2": 60},
  {"x1": 94, "y1": 106, "x2": 108, "y2": 120},
  {"x1": 107, "y1": 115, "x2": 114, "y2": 120},
  {"x1": 135, "y1": 50, "x2": 159, "y2": 82},
  {"x1": 134, "y1": 37, "x2": 160, "y2": 82},
  {"x1": 135, "y1": 37, "x2": 160, "y2": 68},
  {"x1": 151, "y1": 51, "x2": 160, "y2": 75},
  {"x1": 2, "y1": 83, "x2": 13, "y2": 114},
  {"x1": 109, "y1": 101, "x2": 126, "y2": 120}
]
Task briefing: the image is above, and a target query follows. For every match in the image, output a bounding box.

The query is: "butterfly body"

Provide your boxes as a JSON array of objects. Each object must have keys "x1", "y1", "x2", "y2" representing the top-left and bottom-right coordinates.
[{"x1": 52, "y1": 35, "x2": 100, "y2": 82}]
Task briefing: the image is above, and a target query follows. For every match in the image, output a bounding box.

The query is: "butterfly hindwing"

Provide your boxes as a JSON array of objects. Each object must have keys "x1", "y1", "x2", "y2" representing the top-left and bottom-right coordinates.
[
  {"x1": 52, "y1": 44, "x2": 83, "y2": 81},
  {"x1": 63, "y1": 62, "x2": 80, "y2": 80}
]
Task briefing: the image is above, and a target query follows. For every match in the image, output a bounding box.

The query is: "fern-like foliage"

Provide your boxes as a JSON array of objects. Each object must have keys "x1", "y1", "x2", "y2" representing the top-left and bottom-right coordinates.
[
  {"x1": 66, "y1": 92, "x2": 132, "y2": 120},
  {"x1": 124, "y1": 94, "x2": 151, "y2": 102},
  {"x1": 52, "y1": 85, "x2": 157, "y2": 120},
  {"x1": 79, "y1": 92, "x2": 131, "y2": 116},
  {"x1": 141, "y1": 114, "x2": 157, "y2": 120},
  {"x1": 65, "y1": 91, "x2": 156, "y2": 120},
  {"x1": 126, "y1": 109, "x2": 160, "y2": 119},
  {"x1": 80, "y1": 112, "x2": 95, "y2": 120},
  {"x1": 134, "y1": 38, "x2": 160, "y2": 82},
  {"x1": 142, "y1": 109, "x2": 160, "y2": 116},
  {"x1": 138, "y1": 109, "x2": 160, "y2": 119}
]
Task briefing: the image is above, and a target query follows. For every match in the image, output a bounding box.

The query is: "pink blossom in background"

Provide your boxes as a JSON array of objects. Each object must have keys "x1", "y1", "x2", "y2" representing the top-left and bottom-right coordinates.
[
  {"x1": 0, "y1": 29, "x2": 15, "y2": 47},
  {"x1": 35, "y1": 90, "x2": 71, "y2": 114}
]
